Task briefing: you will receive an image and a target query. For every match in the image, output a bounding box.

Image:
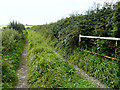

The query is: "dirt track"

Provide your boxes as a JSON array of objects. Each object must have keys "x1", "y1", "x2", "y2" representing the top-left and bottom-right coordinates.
[{"x1": 15, "y1": 38, "x2": 29, "y2": 88}]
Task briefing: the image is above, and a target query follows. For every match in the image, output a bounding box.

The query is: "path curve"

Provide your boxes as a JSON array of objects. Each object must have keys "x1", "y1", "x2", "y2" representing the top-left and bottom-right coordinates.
[{"x1": 15, "y1": 38, "x2": 29, "y2": 88}]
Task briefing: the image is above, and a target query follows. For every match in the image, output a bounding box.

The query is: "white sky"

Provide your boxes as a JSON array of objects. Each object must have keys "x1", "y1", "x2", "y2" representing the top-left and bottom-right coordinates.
[{"x1": 0, "y1": 0, "x2": 119, "y2": 25}]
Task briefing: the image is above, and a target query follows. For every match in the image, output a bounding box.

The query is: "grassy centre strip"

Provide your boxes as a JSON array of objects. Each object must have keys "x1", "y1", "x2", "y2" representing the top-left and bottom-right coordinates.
[{"x1": 27, "y1": 30, "x2": 97, "y2": 88}]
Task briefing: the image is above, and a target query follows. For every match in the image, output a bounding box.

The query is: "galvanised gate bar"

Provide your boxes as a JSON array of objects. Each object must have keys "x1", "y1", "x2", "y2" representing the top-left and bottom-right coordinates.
[{"x1": 79, "y1": 34, "x2": 120, "y2": 61}]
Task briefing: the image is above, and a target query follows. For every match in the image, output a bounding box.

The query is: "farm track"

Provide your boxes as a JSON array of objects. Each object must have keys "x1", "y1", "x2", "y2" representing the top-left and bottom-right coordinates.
[
  {"x1": 15, "y1": 35, "x2": 109, "y2": 88},
  {"x1": 49, "y1": 46, "x2": 110, "y2": 88},
  {"x1": 15, "y1": 38, "x2": 29, "y2": 88}
]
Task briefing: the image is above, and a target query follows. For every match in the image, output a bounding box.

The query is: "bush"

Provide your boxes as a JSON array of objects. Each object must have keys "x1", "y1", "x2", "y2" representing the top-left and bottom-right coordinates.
[{"x1": 2, "y1": 29, "x2": 21, "y2": 54}]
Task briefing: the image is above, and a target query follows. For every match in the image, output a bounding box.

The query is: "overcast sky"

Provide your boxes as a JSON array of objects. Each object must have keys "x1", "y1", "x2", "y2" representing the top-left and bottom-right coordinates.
[{"x1": 0, "y1": 0, "x2": 119, "y2": 25}]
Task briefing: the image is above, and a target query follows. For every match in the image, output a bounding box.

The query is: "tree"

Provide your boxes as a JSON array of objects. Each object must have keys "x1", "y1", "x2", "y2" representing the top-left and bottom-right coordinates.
[{"x1": 8, "y1": 21, "x2": 25, "y2": 33}]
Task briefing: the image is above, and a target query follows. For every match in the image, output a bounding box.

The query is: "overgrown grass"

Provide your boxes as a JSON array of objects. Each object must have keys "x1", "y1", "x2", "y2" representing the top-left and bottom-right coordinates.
[
  {"x1": 27, "y1": 30, "x2": 97, "y2": 88},
  {"x1": 2, "y1": 29, "x2": 27, "y2": 88},
  {"x1": 47, "y1": 35, "x2": 119, "y2": 88},
  {"x1": 34, "y1": 29, "x2": 120, "y2": 88}
]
